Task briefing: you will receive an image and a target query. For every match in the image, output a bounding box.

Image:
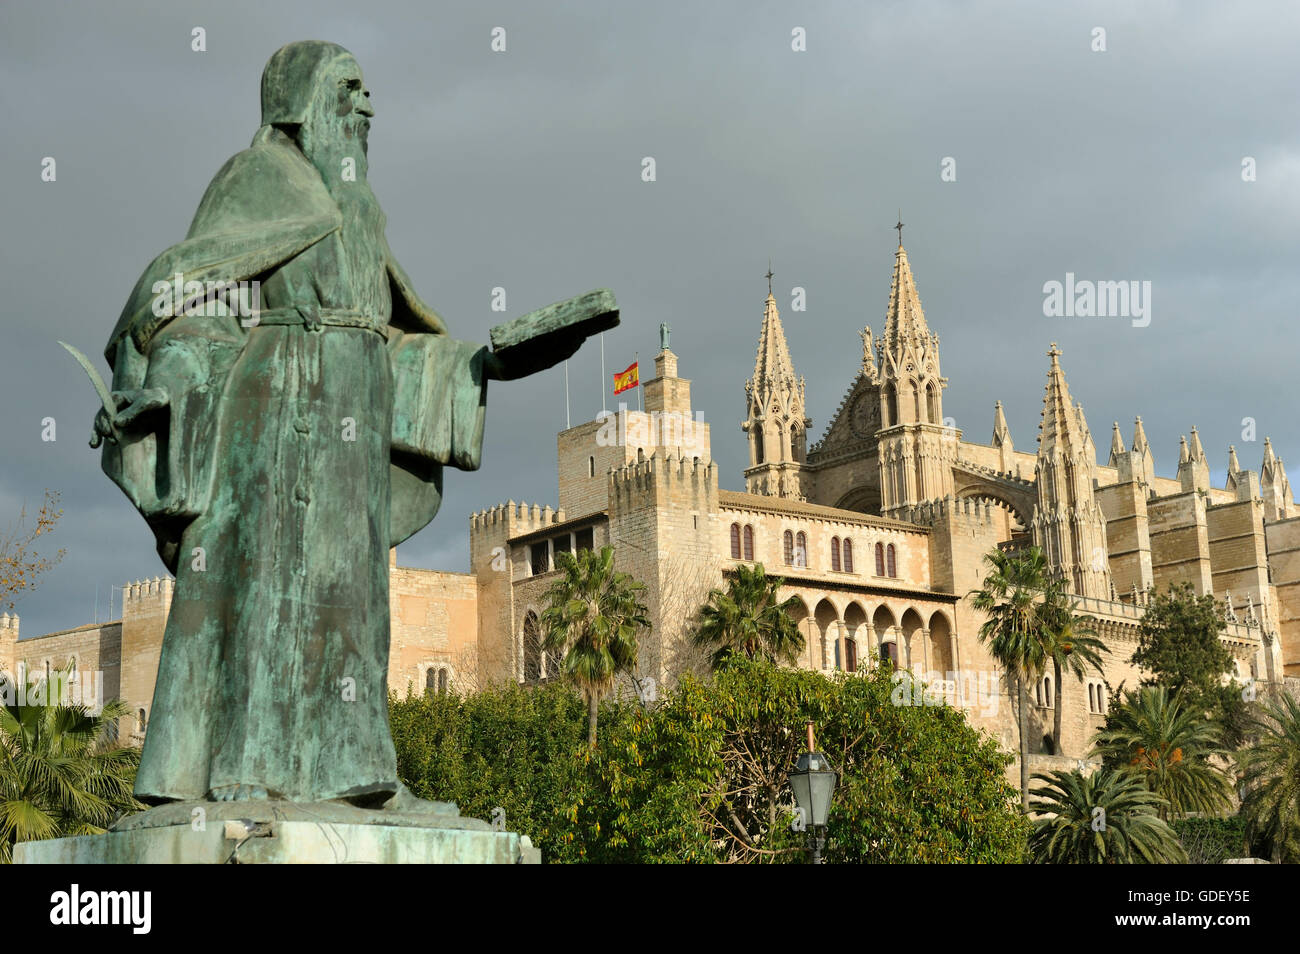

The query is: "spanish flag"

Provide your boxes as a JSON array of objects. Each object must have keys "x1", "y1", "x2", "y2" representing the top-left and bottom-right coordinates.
[{"x1": 613, "y1": 361, "x2": 639, "y2": 395}]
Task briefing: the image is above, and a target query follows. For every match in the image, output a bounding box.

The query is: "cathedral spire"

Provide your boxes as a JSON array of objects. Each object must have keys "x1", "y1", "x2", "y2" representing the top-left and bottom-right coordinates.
[
  {"x1": 882, "y1": 243, "x2": 933, "y2": 358},
  {"x1": 752, "y1": 287, "x2": 798, "y2": 390},
  {"x1": 993, "y1": 401, "x2": 1012, "y2": 447},
  {"x1": 1178, "y1": 428, "x2": 1210, "y2": 492},
  {"x1": 1108, "y1": 422, "x2": 1125, "y2": 466},
  {"x1": 876, "y1": 237, "x2": 953, "y2": 517},
  {"x1": 1131, "y1": 416, "x2": 1155, "y2": 485},
  {"x1": 1261, "y1": 437, "x2": 1293, "y2": 520},
  {"x1": 1228, "y1": 444, "x2": 1242, "y2": 477},
  {"x1": 743, "y1": 278, "x2": 808, "y2": 499},
  {"x1": 1032, "y1": 344, "x2": 1111, "y2": 599},
  {"x1": 1037, "y1": 344, "x2": 1092, "y2": 459}
]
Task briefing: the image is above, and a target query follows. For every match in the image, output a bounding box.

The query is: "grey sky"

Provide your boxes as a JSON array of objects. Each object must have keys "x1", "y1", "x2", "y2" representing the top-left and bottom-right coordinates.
[{"x1": 2, "y1": 0, "x2": 1297, "y2": 638}]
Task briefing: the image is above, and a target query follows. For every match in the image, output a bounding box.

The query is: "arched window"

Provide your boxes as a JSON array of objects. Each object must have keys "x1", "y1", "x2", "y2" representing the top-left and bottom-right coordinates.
[
  {"x1": 927, "y1": 382, "x2": 939, "y2": 424},
  {"x1": 588, "y1": 456, "x2": 595, "y2": 477},
  {"x1": 438, "y1": 668, "x2": 449, "y2": 694},
  {"x1": 730, "y1": 523, "x2": 741, "y2": 559},
  {"x1": 1088, "y1": 684, "x2": 1096, "y2": 713},
  {"x1": 886, "y1": 543, "x2": 897, "y2": 578},
  {"x1": 875, "y1": 542, "x2": 886, "y2": 576},
  {"x1": 912, "y1": 383, "x2": 921, "y2": 422},
  {"x1": 1035, "y1": 681, "x2": 1043, "y2": 706},
  {"x1": 1043, "y1": 677, "x2": 1052, "y2": 708},
  {"x1": 831, "y1": 536, "x2": 841, "y2": 572},
  {"x1": 137, "y1": 708, "x2": 147, "y2": 733},
  {"x1": 742, "y1": 525, "x2": 754, "y2": 561},
  {"x1": 886, "y1": 390, "x2": 897, "y2": 428},
  {"x1": 790, "y1": 429, "x2": 799, "y2": 461},
  {"x1": 523, "y1": 612, "x2": 542, "y2": 682},
  {"x1": 845, "y1": 638, "x2": 857, "y2": 673},
  {"x1": 842, "y1": 539, "x2": 853, "y2": 573},
  {"x1": 795, "y1": 532, "x2": 807, "y2": 568},
  {"x1": 755, "y1": 429, "x2": 765, "y2": 464},
  {"x1": 783, "y1": 530, "x2": 794, "y2": 565},
  {"x1": 1097, "y1": 687, "x2": 1107, "y2": 714},
  {"x1": 425, "y1": 667, "x2": 438, "y2": 695}
]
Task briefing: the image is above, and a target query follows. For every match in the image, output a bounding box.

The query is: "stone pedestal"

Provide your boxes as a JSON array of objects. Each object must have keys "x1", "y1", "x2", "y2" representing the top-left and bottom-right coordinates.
[{"x1": 15, "y1": 799, "x2": 541, "y2": 864}]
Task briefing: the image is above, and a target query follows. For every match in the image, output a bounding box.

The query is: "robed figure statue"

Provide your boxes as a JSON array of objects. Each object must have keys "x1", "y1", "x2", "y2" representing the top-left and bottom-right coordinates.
[{"x1": 88, "y1": 41, "x2": 615, "y2": 807}]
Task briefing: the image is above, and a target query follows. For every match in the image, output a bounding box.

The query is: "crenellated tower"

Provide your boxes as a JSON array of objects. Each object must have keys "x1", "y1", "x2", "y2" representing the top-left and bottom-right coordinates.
[
  {"x1": 743, "y1": 279, "x2": 810, "y2": 499},
  {"x1": 1031, "y1": 344, "x2": 1112, "y2": 598},
  {"x1": 876, "y1": 241, "x2": 956, "y2": 518}
]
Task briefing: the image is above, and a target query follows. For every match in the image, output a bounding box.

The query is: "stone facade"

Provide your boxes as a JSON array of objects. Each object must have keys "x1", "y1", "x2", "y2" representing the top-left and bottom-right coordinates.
[{"x1": 5, "y1": 241, "x2": 1292, "y2": 775}]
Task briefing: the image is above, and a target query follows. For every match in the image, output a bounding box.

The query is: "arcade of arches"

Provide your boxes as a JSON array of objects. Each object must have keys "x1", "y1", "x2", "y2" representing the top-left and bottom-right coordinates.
[{"x1": 782, "y1": 588, "x2": 959, "y2": 677}]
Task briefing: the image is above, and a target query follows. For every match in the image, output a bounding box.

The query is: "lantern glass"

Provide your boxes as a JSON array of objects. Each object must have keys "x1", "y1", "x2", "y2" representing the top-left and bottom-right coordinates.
[{"x1": 789, "y1": 750, "x2": 837, "y2": 828}]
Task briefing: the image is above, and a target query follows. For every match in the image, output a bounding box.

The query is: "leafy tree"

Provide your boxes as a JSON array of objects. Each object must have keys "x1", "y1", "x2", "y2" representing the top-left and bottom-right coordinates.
[
  {"x1": 0, "y1": 490, "x2": 64, "y2": 612},
  {"x1": 540, "y1": 546, "x2": 649, "y2": 749},
  {"x1": 1131, "y1": 583, "x2": 1249, "y2": 747},
  {"x1": 691, "y1": 563, "x2": 804, "y2": 670},
  {"x1": 0, "y1": 681, "x2": 142, "y2": 863},
  {"x1": 1238, "y1": 692, "x2": 1300, "y2": 863},
  {"x1": 1028, "y1": 768, "x2": 1187, "y2": 863},
  {"x1": 389, "y1": 681, "x2": 596, "y2": 862},
  {"x1": 1091, "y1": 685, "x2": 1232, "y2": 820},
  {"x1": 969, "y1": 546, "x2": 1049, "y2": 810},
  {"x1": 391, "y1": 660, "x2": 1029, "y2": 863},
  {"x1": 1037, "y1": 580, "x2": 1108, "y2": 756}
]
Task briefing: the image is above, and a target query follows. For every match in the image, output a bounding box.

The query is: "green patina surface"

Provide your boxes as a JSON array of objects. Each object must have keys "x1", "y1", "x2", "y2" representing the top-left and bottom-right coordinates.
[{"x1": 83, "y1": 40, "x2": 617, "y2": 808}]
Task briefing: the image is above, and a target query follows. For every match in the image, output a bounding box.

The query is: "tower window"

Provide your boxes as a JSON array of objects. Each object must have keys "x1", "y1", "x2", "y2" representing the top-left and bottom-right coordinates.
[{"x1": 588, "y1": 456, "x2": 595, "y2": 477}]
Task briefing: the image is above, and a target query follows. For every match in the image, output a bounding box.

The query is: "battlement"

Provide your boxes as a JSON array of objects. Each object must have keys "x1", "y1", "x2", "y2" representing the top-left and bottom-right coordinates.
[
  {"x1": 608, "y1": 451, "x2": 718, "y2": 512},
  {"x1": 0, "y1": 613, "x2": 17, "y2": 636},
  {"x1": 470, "y1": 500, "x2": 568, "y2": 538},
  {"x1": 909, "y1": 494, "x2": 996, "y2": 527},
  {"x1": 124, "y1": 577, "x2": 175, "y2": 604}
]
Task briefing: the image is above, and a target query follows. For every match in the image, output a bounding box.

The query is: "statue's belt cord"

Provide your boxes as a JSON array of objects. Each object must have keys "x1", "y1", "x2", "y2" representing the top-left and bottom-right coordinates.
[{"x1": 249, "y1": 309, "x2": 386, "y2": 335}]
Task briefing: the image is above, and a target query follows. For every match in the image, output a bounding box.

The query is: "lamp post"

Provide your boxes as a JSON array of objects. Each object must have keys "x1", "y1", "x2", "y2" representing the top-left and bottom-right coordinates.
[{"x1": 788, "y1": 720, "x2": 837, "y2": 864}]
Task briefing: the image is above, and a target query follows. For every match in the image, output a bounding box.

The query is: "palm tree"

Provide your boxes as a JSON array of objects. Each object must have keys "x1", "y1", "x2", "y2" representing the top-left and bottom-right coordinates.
[
  {"x1": 1028, "y1": 768, "x2": 1187, "y2": 863},
  {"x1": 540, "y1": 546, "x2": 649, "y2": 749},
  {"x1": 691, "y1": 563, "x2": 804, "y2": 670},
  {"x1": 969, "y1": 546, "x2": 1049, "y2": 810},
  {"x1": 0, "y1": 684, "x2": 143, "y2": 863},
  {"x1": 1091, "y1": 685, "x2": 1232, "y2": 820},
  {"x1": 1037, "y1": 580, "x2": 1108, "y2": 756},
  {"x1": 1238, "y1": 692, "x2": 1300, "y2": 862}
]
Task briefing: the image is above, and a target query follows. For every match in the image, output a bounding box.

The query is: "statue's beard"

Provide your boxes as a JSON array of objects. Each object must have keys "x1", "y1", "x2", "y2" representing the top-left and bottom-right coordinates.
[{"x1": 298, "y1": 104, "x2": 372, "y2": 191}]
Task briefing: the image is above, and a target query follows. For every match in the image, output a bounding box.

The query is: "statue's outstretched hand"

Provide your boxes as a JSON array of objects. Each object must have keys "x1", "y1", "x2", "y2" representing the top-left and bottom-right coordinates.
[{"x1": 90, "y1": 388, "x2": 169, "y2": 447}]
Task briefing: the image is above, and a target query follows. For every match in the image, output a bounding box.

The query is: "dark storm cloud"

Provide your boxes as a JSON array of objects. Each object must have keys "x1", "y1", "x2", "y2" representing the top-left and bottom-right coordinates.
[{"x1": 2, "y1": 0, "x2": 1297, "y2": 637}]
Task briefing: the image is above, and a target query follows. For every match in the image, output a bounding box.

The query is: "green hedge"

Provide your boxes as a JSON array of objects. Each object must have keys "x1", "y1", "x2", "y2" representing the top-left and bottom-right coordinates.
[{"x1": 390, "y1": 661, "x2": 1028, "y2": 863}]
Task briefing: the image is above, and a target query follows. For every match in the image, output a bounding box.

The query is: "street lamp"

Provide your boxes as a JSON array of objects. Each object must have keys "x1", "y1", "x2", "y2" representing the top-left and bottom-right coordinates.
[{"x1": 788, "y1": 720, "x2": 837, "y2": 863}]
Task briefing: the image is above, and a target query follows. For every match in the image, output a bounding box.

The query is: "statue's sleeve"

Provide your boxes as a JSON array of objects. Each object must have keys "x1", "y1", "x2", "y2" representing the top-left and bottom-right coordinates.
[{"x1": 387, "y1": 332, "x2": 490, "y2": 546}]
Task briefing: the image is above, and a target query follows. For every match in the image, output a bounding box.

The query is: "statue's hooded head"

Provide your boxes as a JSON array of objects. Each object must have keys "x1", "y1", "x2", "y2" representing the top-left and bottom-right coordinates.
[{"x1": 260, "y1": 41, "x2": 374, "y2": 168}]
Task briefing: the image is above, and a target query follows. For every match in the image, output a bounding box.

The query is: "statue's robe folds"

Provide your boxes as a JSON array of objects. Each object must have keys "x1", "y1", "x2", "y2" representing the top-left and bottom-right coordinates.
[{"x1": 104, "y1": 126, "x2": 488, "y2": 802}]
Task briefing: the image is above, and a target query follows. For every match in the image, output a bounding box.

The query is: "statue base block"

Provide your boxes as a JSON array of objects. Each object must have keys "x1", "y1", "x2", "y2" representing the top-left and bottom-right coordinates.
[{"x1": 15, "y1": 800, "x2": 541, "y2": 864}]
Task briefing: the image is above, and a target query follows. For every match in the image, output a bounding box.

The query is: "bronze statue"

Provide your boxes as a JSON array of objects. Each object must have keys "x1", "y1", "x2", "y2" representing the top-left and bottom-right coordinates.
[{"x1": 80, "y1": 41, "x2": 616, "y2": 807}]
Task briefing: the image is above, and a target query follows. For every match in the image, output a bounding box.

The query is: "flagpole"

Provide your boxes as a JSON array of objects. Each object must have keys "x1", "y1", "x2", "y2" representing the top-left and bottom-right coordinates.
[
  {"x1": 564, "y1": 359, "x2": 571, "y2": 430},
  {"x1": 636, "y1": 351, "x2": 642, "y2": 412},
  {"x1": 600, "y1": 333, "x2": 607, "y2": 414}
]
